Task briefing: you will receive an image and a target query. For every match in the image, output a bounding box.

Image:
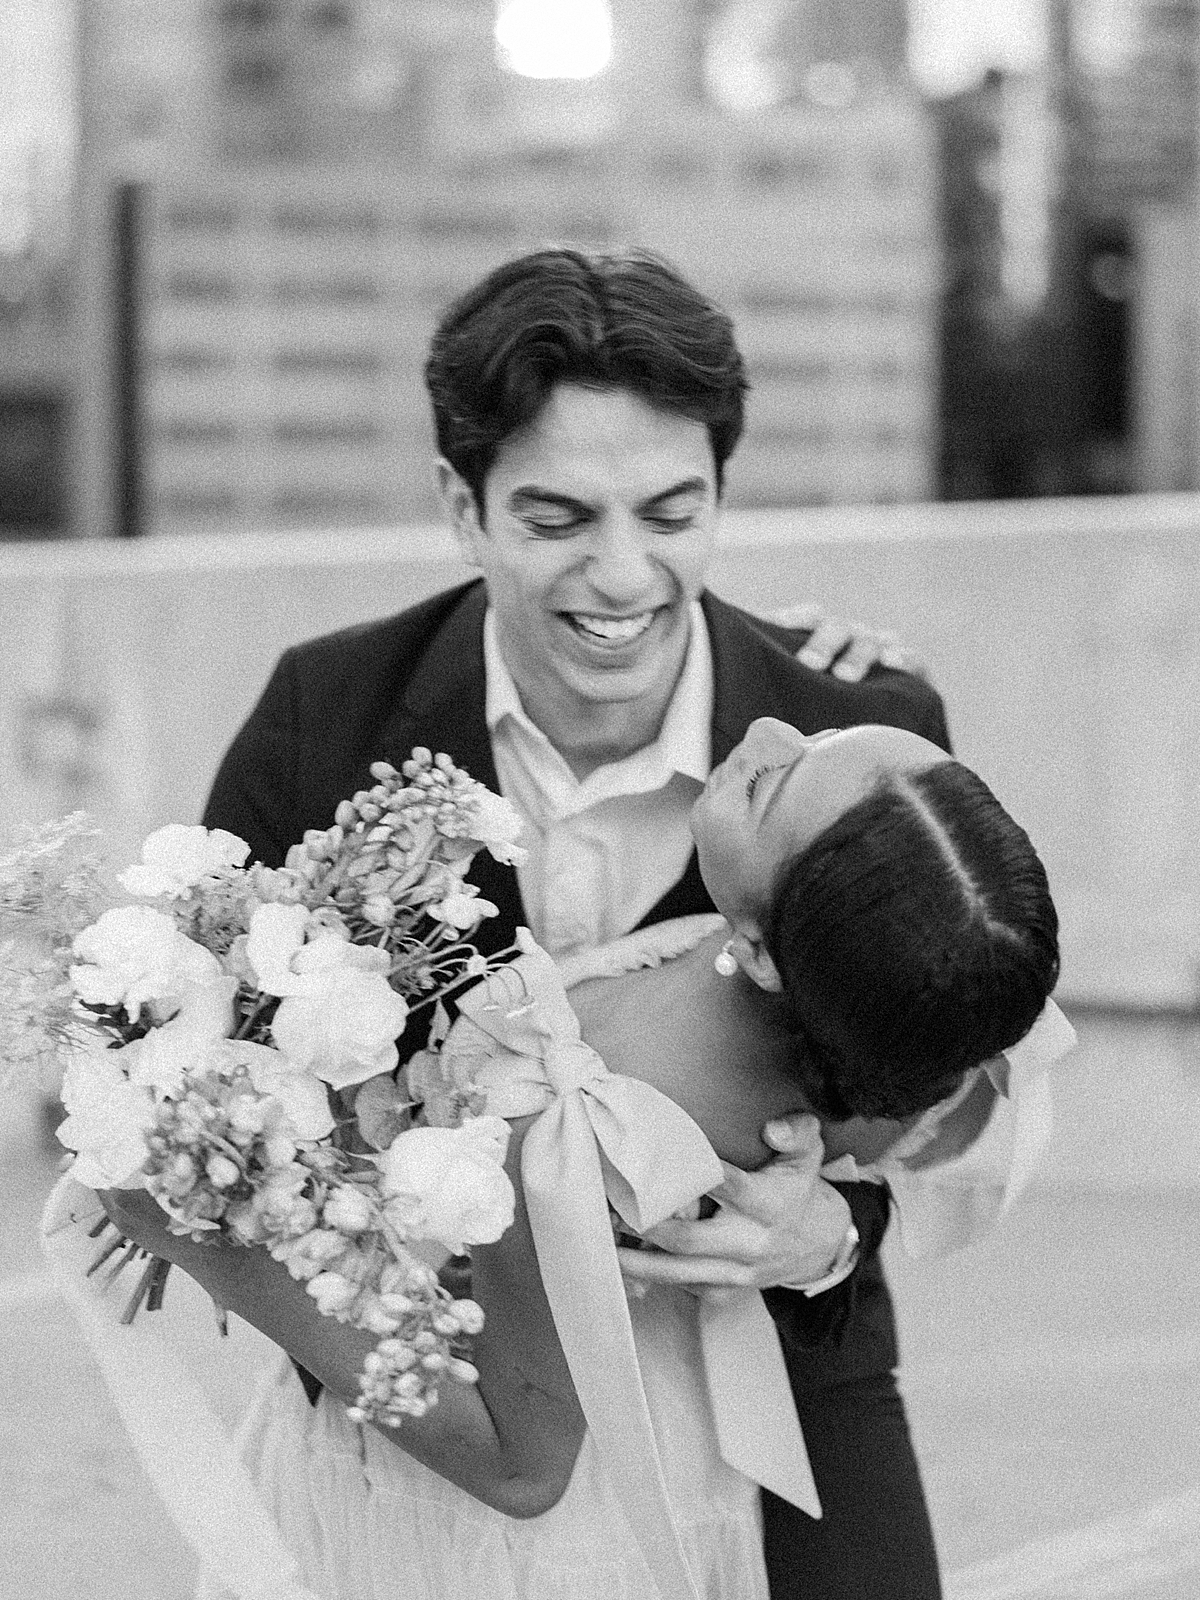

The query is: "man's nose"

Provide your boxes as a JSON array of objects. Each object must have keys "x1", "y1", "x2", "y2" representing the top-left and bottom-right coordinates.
[{"x1": 587, "y1": 517, "x2": 656, "y2": 602}]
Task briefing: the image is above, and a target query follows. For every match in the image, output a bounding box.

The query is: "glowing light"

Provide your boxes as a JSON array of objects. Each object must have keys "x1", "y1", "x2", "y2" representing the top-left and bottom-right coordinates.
[{"x1": 495, "y1": 0, "x2": 613, "y2": 80}]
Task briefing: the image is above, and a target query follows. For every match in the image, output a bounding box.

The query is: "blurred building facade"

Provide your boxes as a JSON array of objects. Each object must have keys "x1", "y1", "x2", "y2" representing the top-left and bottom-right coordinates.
[
  {"x1": 931, "y1": 0, "x2": 1199, "y2": 500},
  {"x1": 0, "y1": 3, "x2": 74, "y2": 538},
  {"x1": 69, "y1": 0, "x2": 939, "y2": 536}
]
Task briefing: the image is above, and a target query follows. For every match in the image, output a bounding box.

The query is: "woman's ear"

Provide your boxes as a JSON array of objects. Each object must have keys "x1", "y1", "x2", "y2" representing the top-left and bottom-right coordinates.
[
  {"x1": 435, "y1": 458, "x2": 485, "y2": 565},
  {"x1": 725, "y1": 928, "x2": 783, "y2": 993}
]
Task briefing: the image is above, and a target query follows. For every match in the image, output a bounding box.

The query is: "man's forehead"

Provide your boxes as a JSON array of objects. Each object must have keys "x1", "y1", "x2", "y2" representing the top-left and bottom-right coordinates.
[{"x1": 493, "y1": 384, "x2": 716, "y2": 500}]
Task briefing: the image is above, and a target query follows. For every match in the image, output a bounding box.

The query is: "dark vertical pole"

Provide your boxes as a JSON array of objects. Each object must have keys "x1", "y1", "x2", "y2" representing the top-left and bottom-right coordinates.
[{"x1": 114, "y1": 180, "x2": 142, "y2": 537}]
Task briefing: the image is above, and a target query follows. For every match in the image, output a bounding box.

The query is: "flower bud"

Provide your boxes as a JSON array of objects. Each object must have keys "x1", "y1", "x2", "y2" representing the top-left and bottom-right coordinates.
[
  {"x1": 206, "y1": 1154, "x2": 241, "y2": 1190},
  {"x1": 360, "y1": 1305, "x2": 401, "y2": 1337},
  {"x1": 370, "y1": 760, "x2": 398, "y2": 781},
  {"x1": 379, "y1": 1293, "x2": 415, "y2": 1317},
  {"x1": 377, "y1": 1341, "x2": 417, "y2": 1369},
  {"x1": 449, "y1": 1299, "x2": 485, "y2": 1336},
  {"x1": 447, "y1": 1357, "x2": 479, "y2": 1385},
  {"x1": 334, "y1": 800, "x2": 358, "y2": 831}
]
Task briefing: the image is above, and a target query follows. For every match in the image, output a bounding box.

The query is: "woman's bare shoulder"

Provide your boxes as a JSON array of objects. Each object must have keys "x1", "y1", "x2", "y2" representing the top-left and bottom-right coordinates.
[{"x1": 567, "y1": 951, "x2": 807, "y2": 1171}]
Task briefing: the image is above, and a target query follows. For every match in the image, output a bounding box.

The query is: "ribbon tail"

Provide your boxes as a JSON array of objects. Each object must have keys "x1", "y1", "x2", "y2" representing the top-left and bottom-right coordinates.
[
  {"x1": 523, "y1": 1102, "x2": 702, "y2": 1600},
  {"x1": 42, "y1": 1175, "x2": 322, "y2": 1600},
  {"x1": 700, "y1": 1292, "x2": 822, "y2": 1519}
]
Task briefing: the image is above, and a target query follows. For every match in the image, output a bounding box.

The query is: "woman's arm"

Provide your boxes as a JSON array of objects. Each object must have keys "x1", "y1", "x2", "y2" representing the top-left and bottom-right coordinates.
[{"x1": 100, "y1": 1116, "x2": 585, "y2": 1519}]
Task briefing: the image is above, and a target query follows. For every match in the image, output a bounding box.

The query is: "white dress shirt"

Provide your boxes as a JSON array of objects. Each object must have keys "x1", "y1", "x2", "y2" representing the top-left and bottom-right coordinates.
[{"x1": 484, "y1": 603, "x2": 713, "y2": 958}]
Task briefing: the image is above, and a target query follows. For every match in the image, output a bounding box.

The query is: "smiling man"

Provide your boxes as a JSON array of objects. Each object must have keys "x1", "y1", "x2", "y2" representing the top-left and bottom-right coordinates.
[{"x1": 203, "y1": 247, "x2": 951, "y2": 1600}]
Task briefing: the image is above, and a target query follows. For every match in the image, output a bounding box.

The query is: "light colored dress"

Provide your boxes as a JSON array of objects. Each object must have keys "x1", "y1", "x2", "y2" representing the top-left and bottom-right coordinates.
[
  {"x1": 196, "y1": 917, "x2": 796, "y2": 1600},
  {"x1": 42, "y1": 919, "x2": 1076, "y2": 1600}
]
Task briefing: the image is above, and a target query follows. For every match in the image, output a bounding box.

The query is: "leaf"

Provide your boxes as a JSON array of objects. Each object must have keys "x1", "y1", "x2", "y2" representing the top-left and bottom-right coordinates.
[{"x1": 354, "y1": 1073, "x2": 415, "y2": 1151}]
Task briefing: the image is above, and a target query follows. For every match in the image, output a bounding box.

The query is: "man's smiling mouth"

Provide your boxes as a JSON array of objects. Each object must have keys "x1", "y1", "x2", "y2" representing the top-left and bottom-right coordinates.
[{"x1": 561, "y1": 610, "x2": 659, "y2": 643}]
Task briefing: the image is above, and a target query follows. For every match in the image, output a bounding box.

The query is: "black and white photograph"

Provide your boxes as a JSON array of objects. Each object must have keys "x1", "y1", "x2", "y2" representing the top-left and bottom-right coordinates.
[{"x1": 1, "y1": 3, "x2": 1197, "y2": 1598}]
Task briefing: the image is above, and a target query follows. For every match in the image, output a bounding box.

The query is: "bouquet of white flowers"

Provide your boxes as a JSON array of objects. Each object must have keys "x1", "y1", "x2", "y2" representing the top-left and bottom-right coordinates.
[{"x1": 1, "y1": 749, "x2": 527, "y2": 1427}]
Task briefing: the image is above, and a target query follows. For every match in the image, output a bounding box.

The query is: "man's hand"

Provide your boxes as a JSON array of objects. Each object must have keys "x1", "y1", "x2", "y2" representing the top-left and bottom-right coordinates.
[
  {"x1": 616, "y1": 1114, "x2": 852, "y2": 1300},
  {"x1": 770, "y1": 601, "x2": 928, "y2": 684}
]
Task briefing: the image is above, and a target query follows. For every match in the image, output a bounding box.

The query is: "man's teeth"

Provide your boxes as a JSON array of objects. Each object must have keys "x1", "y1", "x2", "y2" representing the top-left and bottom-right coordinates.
[{"x1": 569, "y1": 612, "x2": 656, "y2": 642}]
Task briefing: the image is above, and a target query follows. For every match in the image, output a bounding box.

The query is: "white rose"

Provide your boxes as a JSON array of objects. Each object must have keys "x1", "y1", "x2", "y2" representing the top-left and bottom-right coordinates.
[
  {"x1": 271, "y1": 968, "x2": 409, "y2": 1092},
  {"x1": 123, "y1": 975, "x2": 239, "y2": 1097},
  {"x1": 246, "y1": 904, "x2": 390, "y2": 997},
  {"x1": 57, "y1": 1049, "x2": 155, "y2": 1189},
  {"x1": 244, "y1": 903, "x2": 310, "y2": 996},
  {"x1": 379, "y1": 1115, "x2": 514, "y2": 1254},
  {"x1": 465, "y1": 791, "x2": 527, "y2": 866},
  {"x1": 118, "y1": 825, "x2": 250, "y2": 899},
  {"x1": 229, "y1": 1039, "x2": 337, "y2": 1143},
  {"x1": 430, "y1": 890, "x2": 499, "y2": 931},
  {"x1": 71, "y1": 906, "x2": 223, "y2": 1023}
]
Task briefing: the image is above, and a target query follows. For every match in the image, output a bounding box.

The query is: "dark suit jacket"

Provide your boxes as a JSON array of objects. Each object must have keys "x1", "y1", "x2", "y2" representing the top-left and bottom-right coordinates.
[{"x1": 203, "y1": 579, "x2": 952, "y2": 1390}]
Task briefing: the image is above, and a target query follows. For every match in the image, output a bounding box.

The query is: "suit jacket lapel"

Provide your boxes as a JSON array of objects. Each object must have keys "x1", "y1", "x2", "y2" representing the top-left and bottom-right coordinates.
[
  {"x1": 636, "y1": 592, "x2": 839, "y2": 931},
  {"x1": 372, "y1": 582, "x2": 527, "y2": 953},
  {"x1": 704, "y1": 590, "x2": 833, "y2": 761},
  {"x1": 369, "y1": 585, "x2": 833, "y2": 946}
]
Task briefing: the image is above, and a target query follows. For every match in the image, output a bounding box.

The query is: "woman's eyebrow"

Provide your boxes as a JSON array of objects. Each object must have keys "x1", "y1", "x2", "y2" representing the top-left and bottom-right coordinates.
[{"x1": 756, "y1": 760, "x2": 801, "y2": 830}]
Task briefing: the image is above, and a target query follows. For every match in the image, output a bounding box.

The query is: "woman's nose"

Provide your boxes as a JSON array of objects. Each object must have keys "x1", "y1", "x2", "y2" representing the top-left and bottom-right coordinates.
[{"x1": 746, "y1": 717, "x2": 809, "y2": 753}]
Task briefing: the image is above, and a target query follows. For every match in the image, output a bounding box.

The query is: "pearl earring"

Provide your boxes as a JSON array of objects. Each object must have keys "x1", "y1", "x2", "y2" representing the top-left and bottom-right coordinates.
[{"x1": 714, "y1": 941, "x2": 739, "y2": 978}]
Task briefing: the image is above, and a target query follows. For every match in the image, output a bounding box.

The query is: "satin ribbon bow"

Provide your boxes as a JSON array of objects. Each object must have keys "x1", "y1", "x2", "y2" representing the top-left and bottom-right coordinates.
[{"x1": 452, "y1": 945, "x2": 821, "y2": 1600}]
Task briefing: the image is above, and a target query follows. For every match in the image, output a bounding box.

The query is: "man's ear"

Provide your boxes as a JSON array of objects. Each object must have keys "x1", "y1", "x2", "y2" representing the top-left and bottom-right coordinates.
[
  {"x1": 435, "y1": 458, "x2": 485, "y2": 565},
  {"x1": 724, "y1": 927, "x2": 783, "y2": 993}
]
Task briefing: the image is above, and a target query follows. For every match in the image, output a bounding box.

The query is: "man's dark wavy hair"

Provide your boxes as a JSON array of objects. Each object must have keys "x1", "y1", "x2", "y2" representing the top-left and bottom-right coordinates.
[
  {"x1": 763, "y1": 762, "x2": 1061, "y2": 1122},
  {"x1": 424, "y1": 247, "x2": 748, "y2": 510}
]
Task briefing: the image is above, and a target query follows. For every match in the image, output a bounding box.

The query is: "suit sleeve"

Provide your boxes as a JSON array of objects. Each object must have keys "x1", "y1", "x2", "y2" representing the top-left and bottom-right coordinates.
[
  {"x1": 760, "y1": 1180, "x2": 891, "y2": 1349},
  {"x1": 202, "y1": 649, "x2": 303, "y2": 869}
]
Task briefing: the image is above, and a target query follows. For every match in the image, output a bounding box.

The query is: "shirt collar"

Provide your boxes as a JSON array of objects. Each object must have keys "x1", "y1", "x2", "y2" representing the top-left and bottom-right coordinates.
[{"x1": 484, "y1": 602, "x2": 713, "y2": 786}]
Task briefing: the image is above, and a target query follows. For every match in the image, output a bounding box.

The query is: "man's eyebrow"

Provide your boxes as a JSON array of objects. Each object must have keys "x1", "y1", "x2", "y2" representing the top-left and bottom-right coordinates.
[
  {"x1": 637, "y1": 477, "x2": 710, "y2": 513},
  {"x1": 507, "y1": 486, "x2": 593, "y2": 513}
]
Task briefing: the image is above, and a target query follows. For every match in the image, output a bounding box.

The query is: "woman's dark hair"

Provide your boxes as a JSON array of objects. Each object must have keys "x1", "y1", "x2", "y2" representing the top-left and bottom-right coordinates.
[
  {"x1": 424, "y1": 247, "x2": 748, "y2": 510},
  {"x1": 763, "y1": 762, "x2": 1060, "y2": 1122}
]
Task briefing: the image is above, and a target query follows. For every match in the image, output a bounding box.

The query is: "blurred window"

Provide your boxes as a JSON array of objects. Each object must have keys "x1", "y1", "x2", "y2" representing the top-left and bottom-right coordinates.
[
  {"x1": 273, "y1": 349, "x2": 383, "y2": 375},
  {"x1": 305, "y1": 2, "x2": 353, "y2": 29},
  {"x1": 271, "y1": 206, "x2": 381, "y2": 236},
  {"x1": 224, "y1": 55, "x2": 284, "y2": 95},
  {"x1": 166, "y1": 273, "x2": 238, "y2": 302},
  {"x1": 156, "y1": 420, "x2": 239, "y2": 445},
  {"x1": 272, "y1": 487, "x2": 385, "y2": 519},
  {"x1": 271, "y1": 419, "x2": 381, "y2": 444},
  {"x1": 155, "y1": 487, "x2": 239, "y2": 518},
  {"x1": 0, "y1": 394, "x2": 64, "y2": 533},
  {"x1": 163, "y1": 203, "x2": 238, "y2": 233},
  {"x1": 151, "y1": 349, "x2": 236, "y2": 373},
  {"x1": 218, "y1": 1, "x2": 279, "y2": 29},
  {"x1": 269, "y1": 277, "x2": 381, "y2": 304},
  {"x1": 417, "y1": 209, "x2": 517, "y2": 240}
]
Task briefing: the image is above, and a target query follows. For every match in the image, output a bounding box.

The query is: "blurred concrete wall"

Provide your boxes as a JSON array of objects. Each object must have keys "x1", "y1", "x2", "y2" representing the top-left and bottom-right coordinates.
[{"x1": 2, "y1": 491, "x2": 1198, "y2": 1011}]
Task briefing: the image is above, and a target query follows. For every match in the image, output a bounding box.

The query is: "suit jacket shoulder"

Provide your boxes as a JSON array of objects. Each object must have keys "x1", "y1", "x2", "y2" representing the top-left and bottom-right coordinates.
[
  {"x1": 702, "y1": 592, "x2": 952, "y2": 758},
  {"x1": 203, "y1": 580, "x2": 487, "y2": 866}
]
